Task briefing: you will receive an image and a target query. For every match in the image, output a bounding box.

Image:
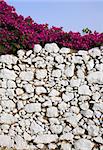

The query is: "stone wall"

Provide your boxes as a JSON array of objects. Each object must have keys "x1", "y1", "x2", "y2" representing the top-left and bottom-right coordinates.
[{"x1": 0, "y1": 43, "x2": 103, "y2": 150}]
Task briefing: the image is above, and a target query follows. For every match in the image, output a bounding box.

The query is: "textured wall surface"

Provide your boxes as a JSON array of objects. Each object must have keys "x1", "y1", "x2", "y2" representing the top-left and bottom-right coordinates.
[{"x1": 0, "y1": 43, "x2": 103, "y2": 150}]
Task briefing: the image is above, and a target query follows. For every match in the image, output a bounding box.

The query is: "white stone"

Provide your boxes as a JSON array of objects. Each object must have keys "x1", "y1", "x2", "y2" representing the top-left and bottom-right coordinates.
[
  {"x1": 73, "y1": 127, "x2": 85, "y2": 135},
  {"x1": 44, "y1": 43, "x2": 53, "y2": 53},
  {"x1": 86, "y1": 59, "x2": 94, "y2": 70},
  {"x1": 100, "y1": 146, "x2": 103, "y2": 150},
  {"x1": 25, "y1": 103, "x2": 41, "y2": 113},
  {"x1": 49, "y1": 89, "x2": 60, "y2": 96},
  {"x1": 93, "y1": 136, "x2": 103, "y2": 144},
  {"x1": 80, "y1": 102, "x2": 89, "y2": 110},
  {"x1": 0, "y1": 135, "x2": 14, "y2": 148},
  {"x1": 77, "y1": 69, "x2": 85, "y2": 79},
  {"x1": 47, "y1": 107, "x2": 58, "y2": 117},
  {"x1": 15, "y1": 135, "x2": 28, "y2": 149},
  {"x1": 62, "y1": 92, "x2": 74, "y2": 102},
  {"x1": 18, "y1": 64, "x2": 25, "y2": 70},
  {"x1": 87, "y1": 71, "x2": 103, "y2": 84},
  {"x1": 0, "y1": 68, "x2": 17, "y2": 80},
  {"x1": 57, "y1": 64, "x2": 65, "y2": 71},
  {"x1": 47, "y1": 43, "x2": 60, "y2": 53},
  {"x1": 34, "y1": 134, "x2": 58, "y2": 144},
  {"x1": 7, "y1": 80, "x2": 16, "y2": 88},
  {"x1": 65, "y1": 112, "x2": 80, "y2": 127},
  {"x1": 48, "y1": 143, "x2": 57, "y2": 150},
  {"x1": 60, "y1": 47, "x2": 70, "y2": 53},
  {"x1": 38, "y1": 97, "x2": 45, "y2": 102},
  {"x1": 0, "y1": 113, "x2": 17, "y2": 124},
  {"x1": 1, "y1": 124, "x2": 10, "y2": 131},
  {"x1": 65, "y1": 63, "x2": 75, "y2": 77},
  {"x1": 88, "y1": 124, "x2": 99, "y2": 136},
  {"x1": 49, "y1": 118, "x2": 60, "y2": 125},
  {"x1": 71, "y1": 106, "x2": 80, "y2": 114},
  {"x1": 92, "y1": 92, "x2": 101, "y2": 101},
  {"x1": 94, "y1": 110, "x2": 101, "y2": 118},
  {"x1": 88, "y1": 47, "x2": 101, "y2": 58},
  {"x1": 74, "y1": 138, "x2": 94, "y2": 150},
  {"x1": 51, "y1": 96, "x2": 62, "y2": 104},
  {"x1": 70, "y1": 78, "x2": 81, "y2": 87},
  {"x1": 93, "y1": 103, "x2": 103, "y2": 113},
  {"x1": 23, "y1": 57, "x2": 32, "y2": 64},
  {"x1": 20, "y1": 71, "x2": 34, "y2": 81},
  {"x1": 30, "y1": 121, "x2": 44, "y2": 134},
  {"x1": 82, "y1": 109, "x2": 93, "y2": 118},
  {"x1": 16, "y1": 88, "x2": 24, "y2": 96},
  {"x1": 55, "y1": 55, "x2": 64, "y2": 63},
  {"x1": 83, "y1": 55, "x2": 90, "y2": 63},
  {"x1": 24, "y1": 132, "x2": 32, "y2": 141},
  {"x1": 13, "y1": 65, "x2": 20, "y2": 71},
  {"x1": 0, "y1": 55, "x2": 18, "y2": 65},
  {"x1": 44, "y1": 43, "x2": 59, "y2": 53},
  {"x1": 60, "y1": 80, "x2": 68, "y2": 86},
  {"x1": 78, "y1": 50, "x2": 88, "y2": 55},
  {"x1": 60, "y1": 133, "x2": 74, "y2": 141},
  {"x1": 36, "y1": 69, "x2": 47, "y2": 79},
  {"x1": 42, "y1": 100, "x2": 52, "y2": 107},
  {"x1": 52, "y1": 69, "x2": 61, "y2": 78},
  {"x1": 26, "y1": 50, "x2": 32, "y2": 56},
  {"x1": 58, "y1": 101, "x2": 67, "y2": 111},
  {"x1": 63, "y1": 125, "x2": 71, "y2": 133},
  {"x1": 72, "y1": 56, "x2": 83, "y2": 64},
  {"x1": 0, "y1": 105, "x2": 2, "y2": 113},
  {"x1": 1, "y1": 80, "x2": 7, "y2": 88},
  {"x1": 34, "y1": 44, "x2": 42, "y2": 53},
  {"x1": 34, "y1": 80, "x2": 45, "y2": 86},
  {"x1": 17, "y1": 101, "x2": 24, "y2": 110},
  {"x1": 100, "y1": 46, "x2": 103, "y2": 49},
  {"x1": 21, "y1": 93, "x2": 29, "y2": 100},
  {"x1": 61, "y1": 142, "x2": 71, "y2": 150},
  {"x1": 6, "y1": 89, "x2": 15, "y2": 97},
  {"x1": 25, "y1": 119, "x2": 30, "y2": 127},
  {"x1": 1, "y1": 100, "x2": 15, "y2": 110},
  {"x1": 37, "y1": 144, "x2": 44, "y2": 149},
  {"x1": 35, "y1": 86, "x2": 47, "y2": 95},
  {"x1": 0, "y1": 88, "x2": 6, "y2": 96},
  {"x1": 23, "y1": 84, "x2": 34, "y2": 93},
  {"x1": 95, "y1": 63, "x2": 103, "y2": 71},
  {"x1": 17, "y1": 49, "x2": 25, "y2": 59},
  {"x1": 50, "y1": 124, "x2": 63, "y2": 134},
  {"x1": 78, "y1": 85, "x2": 92, "y2": 96}
]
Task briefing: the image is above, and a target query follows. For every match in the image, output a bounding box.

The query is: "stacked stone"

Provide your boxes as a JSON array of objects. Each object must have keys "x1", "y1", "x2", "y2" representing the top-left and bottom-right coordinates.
[{"x1": 0, "y1": 43, "x2": 103, "y2": 150}]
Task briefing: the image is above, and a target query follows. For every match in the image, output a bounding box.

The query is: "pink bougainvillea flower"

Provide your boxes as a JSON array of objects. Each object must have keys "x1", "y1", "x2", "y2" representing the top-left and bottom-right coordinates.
[{"x1": 0, "y1": 1, "x2": 103, "y2": 55}]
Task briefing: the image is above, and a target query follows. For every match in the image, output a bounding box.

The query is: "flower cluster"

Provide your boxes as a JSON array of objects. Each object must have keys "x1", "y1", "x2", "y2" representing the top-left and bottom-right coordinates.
[{"x1": 0, "y1": 1, "x2": 103, "y2": 54}]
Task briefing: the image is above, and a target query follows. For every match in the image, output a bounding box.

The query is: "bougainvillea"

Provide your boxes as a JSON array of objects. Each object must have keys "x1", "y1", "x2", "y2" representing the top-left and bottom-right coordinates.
[{"x1": 0, "y1": 1, "x2": 103, "y2": 55}]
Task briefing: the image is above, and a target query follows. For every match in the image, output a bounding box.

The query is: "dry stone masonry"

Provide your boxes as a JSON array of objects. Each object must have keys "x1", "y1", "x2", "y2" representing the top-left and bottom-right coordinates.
[{"x1": 0, "y1": 43, "x2": 103, "y2": 150}]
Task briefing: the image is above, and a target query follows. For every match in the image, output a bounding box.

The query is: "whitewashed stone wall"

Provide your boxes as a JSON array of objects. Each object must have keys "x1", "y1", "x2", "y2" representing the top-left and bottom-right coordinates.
[{"x1": 0, "y1": 43, "x2": 103, "y2": 150}]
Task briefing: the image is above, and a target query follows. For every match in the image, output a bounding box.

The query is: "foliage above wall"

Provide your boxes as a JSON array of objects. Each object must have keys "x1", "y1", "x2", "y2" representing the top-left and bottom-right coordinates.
[{"x1": 0, "y1": 1, "x2": 103, "y2": 54}]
